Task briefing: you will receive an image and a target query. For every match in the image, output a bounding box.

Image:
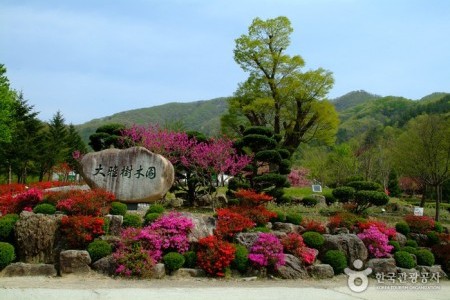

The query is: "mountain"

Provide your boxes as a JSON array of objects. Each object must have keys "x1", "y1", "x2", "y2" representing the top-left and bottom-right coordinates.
[{"x1": 332, "y1": 90, "x2": 381, "y2": 112}]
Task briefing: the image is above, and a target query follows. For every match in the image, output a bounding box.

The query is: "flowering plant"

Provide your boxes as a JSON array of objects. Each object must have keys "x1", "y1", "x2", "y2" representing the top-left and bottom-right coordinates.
[
  {"x1": 234, "y1": 189, "x2": 273, "y2": 206},
  {"x1": 357, "y1": 225, "x2": 393, "y2": 258},
  {"x1": 12, "y1": 188, "x2": 43, "y2": 213},
  {"x1": 301, "y1": 219, "x2": 327, "y2": 234},
  {"x1": 248, "y1": 233, "x2": 285, "y2": 271},
  {"x1": 215, "y1": 208, "x2": 255, "y2": 239},
  {"x1": 56, "y1": 189, "x2": 115, "y2": 216},
  {"x1": 404, "y1": 215, "x2": 435, "y2": 234},
  {"x1": 197, "y1": 235, "x2": 236, "y2": 277},
  {"x1": 281, "y1": 233, "x2": 317, "y2": 265},
  {"x1": 357, "y1": 219, "x2": 396, "y2": 239},
  {"x1": 60, "y1": 215, "x2": 105, "y2": 249}
]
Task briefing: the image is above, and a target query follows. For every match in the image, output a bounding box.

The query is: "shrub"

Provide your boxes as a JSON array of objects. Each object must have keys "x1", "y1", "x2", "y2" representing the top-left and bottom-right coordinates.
[
  {"x1": 346, "y1": 181, "x2": 382, "y2": 191},
  {"x1": 401, "y1": 246, "x2": 418, "y2": 255},
  {"x1": 388, "y1": 241, "x2": 401, "y2": 253},
  {"x1": 395, "y1": 222, "x2": 411, "y2": 236},
  {"x1": 197, "y1": 235, "x2": 235, "y2": 277},
  {"x1": 434, "y1": 222, "x2": 444, "y2": 233},
  {"x1": 110, "y1": 202, "x2": 127, "y2": 216},
  {"x1": 232, "y1": 244, "x2": 249, "y2": 273},
  {"x1": 328, "y1": 212, "x2": 364, "y2": 232},
  {"x1": 9, "y1": 188, "x2": 44, "y2": 213},
  {"x1": 163, "y1": 252, "x2": 185, "y2": 273},
  {"x1": 302, "y1": 231, "x2": 325, "y2": 249},
  {"x1": 353, "y1": 190, "x2": 389, "y2": 213},
  {"x1": 215, "y1": 208, "x2": 255, "y2": 239},
  {"x1": 0, "y1": 214, "x2": 19, "y2": 242},
  {"x1": 357, "y1": 226, "x2": 393, "y2": 258},
  {"x1": 416, "y1": 249, "x2": 435, "y2": 266},
  {"x1": 405, "y1": 239, "x2": 418, "y2": 248},
  {"x1": 301, "y1": 219, "x2": 327, "y2": 234},
  {"x1": 323, "y1": 250, "x2": 347, "y2": 274},
  {"x1": 122, "y1": 213, "x2": 143, "y2": 228},
  {"x1": 357, "y1": 220, "x2": 396, "y2": 239},
  {"x1": 281, "y1": 233, "x2": 305, "y2": 254},
  {"x1": 332, "y1": 186, "x2": 355, "y2": 203},
  {"x1": 426, "y1": 231, "x2": 440, "y2": 246},
  {"x1": 432, "y1": 244, "x2": 450, "y2": 273},
  {"x1": 270, "y1": 210, "x2": 286, "y2": 223},
  {"x1": 251, "y1": 226, "x2": 271, "y2": 233},
  {"x1": 404, "y1": 215, "x2": 435, "y2": 234},
  {"x1": 87, "y1": 240, "x2": 112, "y2": 262},
  {"x1": 183, "y1": 251, "x2": 197, "y2": 268},
  {"x1": 234, "y1": 189, "x2": 273, "y2": 206},
  {"x1": 301, "y1": 196, "x2": 318, "y2": 207},
  {"x1": 33, "y1": 203, "x2": 56, "y2": 215},
  {"x1": 394, "y1": 251, "x2": 416, "y2": 269},
  {"x1": 60, "y1": 215, "x2": 105, "y2": 249},
  {"x1": 0, "y1": 242, "x2": 15, "y2": 270},
  {"x1": 285, "y1": 212, "x2": 302, "y2": 225},
  {"x1": 144, "y1": 213, "x2": 161, "y2": 225},
  {"x1": 56, "y1": 189, "x2": 115, "y2": 216},
  {"x1": 249, "y1": 233, "x2": 285, "y2": 271},
  {"x1": 229, "y1": 205, "x2": 276, "y2": 226},
  {"x1": 324, "y1": 193, "x2": 337, "y2": 206},
  {"x1": 146, "y1": 204, "x2": 165, "y2": 215}
]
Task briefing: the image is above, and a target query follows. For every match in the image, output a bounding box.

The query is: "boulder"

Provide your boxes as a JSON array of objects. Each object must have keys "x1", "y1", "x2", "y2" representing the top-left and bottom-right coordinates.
[
  {"x1": 320, "y1": 234, "x2": 368, "y2": 265},
  {"x1": 169, "y1": 198, "x2": 184, "y2": 208},
  {"x1": 79, "y1": 146, "x2": 174, "y2": 203},
  {"x1": 171, "y1": 268, "x2": 206, "y2": 278},
  {"x1": 184, "y1": 213, "x2": 216, "y2": 243},
  {"x1": 331, "y1": 228, "x2": 350, "y2": 235},
  {"x1": 214, "y1": 194, "x2": 228, "y2": 207},
  {"x1": 276, "y1": 254, "x2": 309, "y2": 279},
  {"x1": 60, "y1": 250, "x2": 91, "y2": 275},
  {"x1": 409, "y1": 233, "x2": 428, "y2": 247},
  {"x1": 393, "y1": 232, "x2": 407, "y2": 246},
  {"x1": 106, "y1": 215, "x2": 123, "y2": 236},
  {"x1": 1, "y1": 262, "x2": 57, "y2": 277},
  {"x1": 366, "y1": 258, "x2": 397, "y2": 277},
  {"x1": 272, "y1": 222, "x2": 300, "y2": 233},
  {"x1": 92, "y1": 255, "x2": 116, "y2": 276},
  {"x1": 307, "y1": 264, "x2": 334, "y2": 279},
  {"x1": 152, "y1": 263, "x2": 166, "y2": 279},
  {"x1": 397, "y1": 267, "x2": 420, "y2": 276},
  {"x1": 14, "y1": 211, "x2": 63, "y2": 264},
  {"x1": 417, "y1": 265, "x2": 447, "y2": 279},
  {"x1": 235, "y1": 232, "x2": 260, "y2": 250},
  {"x1": 311, "y1": 194, "x2": 327, "y2": 207}
]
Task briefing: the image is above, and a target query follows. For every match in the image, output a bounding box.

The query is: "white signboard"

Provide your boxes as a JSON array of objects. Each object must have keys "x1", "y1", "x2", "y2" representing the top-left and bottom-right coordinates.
[
  {"x1": 413, "y1": 206, "x2": 424, "y2": 216},
  {"x1": 312, "y1": 185, "x2": 322, "y2": 193}
]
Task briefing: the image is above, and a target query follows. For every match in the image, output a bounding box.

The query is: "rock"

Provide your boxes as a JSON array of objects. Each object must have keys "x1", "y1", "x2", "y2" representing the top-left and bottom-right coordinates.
[
  {"x1": 397, "y1": 267, "x2": 420, "y2": 276},
  {"x1": 393, "y1": 232, "x2": 407, "y2": 246},
  {"x1": 169, "y1": 198, "x2": 184, "y2": 208},
  {"x1": 320, "y1": 234, "x2": 368, "y2": 265},
  {"x1": 183, "y1": 213, "x2": 216, "y2": 243},
  {"x1": 366, "y1": 258, "x2": 397, "y2": 277},
  {"x1": 409, "y1": 233, "x2": 428, "y2": 247},
  {"x1": 276, "y1": 254, "x2": 309, "y2": 279},
  {"x1": 307, "y1": 264, "x2": 334, "y2": 279},
  {"x1": 106, "y1": 215, "x2": 123, "y2": 236},
  {"x1": 60, "y1": 250, "x2": 91, "y2": 275},
  {"x1": 171, "y1": 268, "x2": 206, "y2": 278},
  {"x1": 152, "y1": 263, "x2": 166, "y2": 279},
  {"x1": 332, "y1": 227, "x2": 350, "y2": 234},
  {"x1": 45, "y1": 185, "x2": 90, "y2": 193},
  {"x1": 79, "y1": 146, "x2": 174, "y2": 203},
  {"x1": 92, "y1": 255, "x2": 116, "y2": 276},
  {"x1": 214, "y1": 194, "x2": 228, "y2": 207},
  {"x1": 272, "y1": 222, "x2": 300, "y2": 233},
  {"x1": 417, "y1": 265, "x2": 447, "y2": 279},
  {"x1": 235, "y1": 232, "x2": 260, "y2": 250},
  {"x1": 311, "y1": 194, "x2": 326, "y2": 207},
  {"x1": 1, "y1": 262, "x2": 57, "y2": 277},
  {"x1": 195, "y1": 194, "x2": 213, "y2": 207},
  {"x1": 14, "y1": 211, "x2": 63, "y2": 264}
]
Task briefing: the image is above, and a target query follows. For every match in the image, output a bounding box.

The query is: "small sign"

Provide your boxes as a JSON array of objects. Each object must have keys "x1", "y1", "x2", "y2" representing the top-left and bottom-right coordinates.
[
  {"x1": 312, "y1": 185, "x2": 322, "y2": 193},
  {"x1": 413, "y1": 206, "x2": 424, "y2": 216}
]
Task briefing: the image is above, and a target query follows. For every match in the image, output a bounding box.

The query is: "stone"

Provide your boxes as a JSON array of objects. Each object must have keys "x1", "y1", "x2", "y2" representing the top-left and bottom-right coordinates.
[
  {"x1": 45, "y1": 185, "x2": 90, "y2": 193},
  {"x1": 92, "y1": 255, "x2": 116, "y2": 276},
  {"x1": 60, "y1": 250, "x2": 91, "y2": 275},
  {"x1": 214, "y1": 194, "x2": 228, "y2": 207},
  {"x1": 397, "y1": 267, "x2": 420, "y2": 276},
  {"x1": 106, "y1": 215, "x2": 123, "y2": 236},
  {"x1": 307, "y1": 264, "x2": 334, "y2": 279},
  {"x1": 417, "y1": 265, "x2": 447, "y2": 278},
  {"x1": 320, "y1": 234, "x2": 368, "y2": 265},
  {"x1": 393, "y1": 232, "x2": 407, "y2": 246},
  {"x1": 152, "y1": 263, "x2": 166, "y2": 279},
  {"x1": 1, "y1": 262, "x2": 57, "y2": 277},
  {"x1": 171, "y1": 268, "x2": 206, "y2": 278},
  {"x1": 184, "y1": 213, "x2": 216, "y2": 243},
  {"x1": 272, "y1": 222, "x2": 300, "y2": 233},
  {"x1": 195, "y1": 194, "x2": 213, "y2": 207},
  {"x1": 235, "y1": 232, "x2": 260, "y2": 250},
  {"x1": 311, "y1": 194, "x2": 327, "y2": 207},
  {"x1": 332, "y1": 227, "x2": 350, "y2": 234},
  {"x1": 366, "y1": 258, "x2": 397, "y2": 277},
  {"x1": 79, "y1": 146, "x2": 174, "y2": 203},
  {"x1": 169, "y1": 197, "x2": 184, "y2": 208},
  {"x1": 14, "y1": 211, "x2": 63, "y2": 264},
  {"x1": 276, "y1": 254, "x2": 309, "y2": 279},
  {"x1": 409, "y1": 233, "x2": 428, "y2": 247}
]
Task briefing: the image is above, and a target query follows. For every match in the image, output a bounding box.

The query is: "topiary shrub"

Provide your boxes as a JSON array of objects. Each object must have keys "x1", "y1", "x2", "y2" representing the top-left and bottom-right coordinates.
[
  {"x1": 270, "y1": 210, "x2": 286, "y2": 223},
  {"x1": 146, "y1": 204, "x2": 165, "y2": 215},
  {"x1": 405, "y1": 240, "x2": 418, "y2": 248},
  {"x1": 395, "y1": 222, "x2": 410, "y2": 236},
  {"x1": 346, "y1": 181, "x2": 382, "y2": 191},
  {"x1": 394, "y1": 251, "x2": 416, "y2": 269},
  {"x1": 144, "y1": 213, "x2": 161, "y2": 225},
  {"x1": 302, "y1": 231, "x2": 325, "y2": 249},
  {"x1": 122, "y1": 213, "x2": 143, "y2": 228},
  {"x1": 183, "y1": 251, "x2": 197, "y2": 268},
  {"x1": 163, "y1": 252, "x2": 185, "y2": 273},
  {"x1": 0, "y1": 242, "x2": 15, "y2": 270},
  {"x1": 332, "y1": 186, "x2": 355, "y2": 203},
  {"x1": 33, "y1": 203, "x2": 56, "y2": 215},
  {"x1": 434, "y1": 222, "x2": 444, "y2": 233},
  {"x1": 353, "y1": 190, "x2": 389, "y2": 213},
  {"x1": 87, "y1": 240, "x2": 112, "y2": 262},
  {"x1": 110, "y1": 202, "x2": 127, "y2": 216},
  {"x1": 324, "y1": 193, "x2": 337, "y2": 206},
  {"x1": 285, "y1": 212, "x2": 302, "y2": 225},
  {"x1": 0, "y1": 214, "x2": 19, "y2": 243},
  {"x1": 388, "y1": 241, "x2": 401, "y2": 253},
  {"x1": 301, "y1": 196, "x2": 318, "y2": 207},
  {"x1": 401, "y1": 246, "x2": 418, "y2": 255},
  {"x1": 323, "y1": 250, "x2": 347, "y2": 274},
  {"x1": 232, "y1": 244, "x2": 249, "y2": 273},
  {"x1": 426, "y1": 231, "x2": 440, "y2": 246},
  {"x1": 416, "y1": 249, "x2": 435, "y2": 266}
]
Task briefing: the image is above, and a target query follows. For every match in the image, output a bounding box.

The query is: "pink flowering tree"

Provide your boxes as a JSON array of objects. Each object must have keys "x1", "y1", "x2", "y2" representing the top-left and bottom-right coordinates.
[{"x1": 287, "y1": 168, "x2": 312, "y2": 187}]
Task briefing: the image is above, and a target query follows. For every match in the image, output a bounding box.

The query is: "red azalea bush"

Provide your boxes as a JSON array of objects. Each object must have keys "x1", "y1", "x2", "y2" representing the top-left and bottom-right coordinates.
[
  {"x1": 281, "y1": 233, "x2": 317, "y2": 266},
  {"x1": 10, "y1": 188, "x2": 44, "y2": 213},
  {"x1": 0, "y1": 183, "x2": 27, "y2": 196},
  {"x1": 229, "y1": 205, "x2": 276, "y2": 227},
  {"x1": 56, "y1": 189, "x2": 115, "y2": 216},
  {"x1": 328, "y1": 212, "x2": 364, "y2": 233},
  {"x1": 60, "y1": 215, "x2": 105, "y2": 249},
  {"x1": 301, "y1": 219, "x2": 327, "y2": 234},
  {"x1": 404, "y1": 215, "x2": 435, "y2": 234},
  {"x1": 197, "y1": 235, "x2": 236, "y2": 277},
  {"x1": 215, "y1": 208, "x2": 255, "y2": 239},
  {"x1": 234, "y1": 189, "x2": 273, "y2": 206},
  {"x1": 357, "y1": 220, "x2": 396, "y2": 239}
]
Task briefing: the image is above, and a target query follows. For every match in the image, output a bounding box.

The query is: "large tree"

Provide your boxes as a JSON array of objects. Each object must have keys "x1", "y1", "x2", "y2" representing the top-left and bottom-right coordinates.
[
  {"x1": 223, "y1": 16, "x2": 338, "y2": 153},
  {"x1": 0, "y1": 64, "x2": 15, "y2": 144}
]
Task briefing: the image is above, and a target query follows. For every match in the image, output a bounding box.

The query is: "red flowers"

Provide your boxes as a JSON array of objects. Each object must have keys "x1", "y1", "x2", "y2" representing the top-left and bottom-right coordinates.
[
  {"x1": 404, "y1": 215, "x2": 436, "y2": 234},
  {"x1": 60, "y1": 215, "x2": 105, "y2": 249},
  {"x1": 56, "y1": 189, "x2": 115, "y2": 216},
  {"x1": 197, "y1": 235, "x2": 236, "y2": 277},
  {"x1": 215, "y1": 209, "x2": 255, "y2": 239}
]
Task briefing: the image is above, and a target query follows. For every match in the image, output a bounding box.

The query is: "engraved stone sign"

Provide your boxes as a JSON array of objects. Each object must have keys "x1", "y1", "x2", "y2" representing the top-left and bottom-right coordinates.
[{"x1": 79, "y1": 147, "x2": 174, "y2": 203}]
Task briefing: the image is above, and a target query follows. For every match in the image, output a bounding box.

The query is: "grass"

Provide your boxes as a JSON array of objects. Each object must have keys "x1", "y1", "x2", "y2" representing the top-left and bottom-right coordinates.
[{"x1": 283, "y1": 186, "x2": 333, "y2": 198}]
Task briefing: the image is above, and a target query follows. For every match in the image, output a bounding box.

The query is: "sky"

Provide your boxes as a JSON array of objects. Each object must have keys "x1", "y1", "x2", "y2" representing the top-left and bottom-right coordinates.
[{"x1": 1, "y1": 0, "x2": 449, "y2": 125}]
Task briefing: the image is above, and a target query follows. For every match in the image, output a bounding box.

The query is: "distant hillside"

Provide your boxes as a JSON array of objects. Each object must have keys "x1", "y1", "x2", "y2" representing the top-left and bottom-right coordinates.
[{"x1": 332, "y1": 90, "x2": 381, "y2": 111}]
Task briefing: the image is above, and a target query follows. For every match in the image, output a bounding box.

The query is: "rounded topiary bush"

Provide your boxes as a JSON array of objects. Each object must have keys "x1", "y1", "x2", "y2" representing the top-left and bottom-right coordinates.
[
  {"x1": 183, "y1": 251, "x2": 197, "y2": 268},
  {"x1": 163, "y1": 252, "x2": 185, "y2": 273},
  {"x1": 427, "y1": 231, "x2": 440, "y2": 246},
  {"x1": 394, "y1": 251, "x2": 416, "y2": 269},
  {"x1": 110, "y1": 202, "x2": 127, "y2": 216},
  {"x1": 122, "y1": 213, "x2": 143, "y2": 228},
  {"x1": 0, "y1": 214, "x2": 19, "y2": 242},
  {"x1": 405, "y1": 239, "x2": 418, "y2": 248},
  {"x1": 323, "y1": 250, "x2": 347, "y2": 274},
  {"x1": 302, "y1": 231, "x2": 325, "y2": 249},
  {"x1": 346, "y1": 181, "x2": 382, "y2": 191},
  {"x1": 285, "y1": 212, "x2": 302, "y2": 225},
  {"x1": 395, "y1": 222, "x2": 410, "y2": 236},
  {"x1": 324, "y1": 193, "x2": 337, "y2": 206},
  {"x1": 401, "y1": 246, "x2": 418, "y2": 255},
  {"x1": 87, "y1": 240, "x2": 112, "y2": 262},
  {"x1": 33, "y1": 203, "x2": 56, "y2": 215},
  {"x1": 232, "y1": 244, "x2": 249, "y2": 273},
  {"x1": 144, "y1": 213, "x2": 161, "y2": 225},
  {"x1": 0, "y1": 242, "x2": 15, "y2": 270},
  {"x1": 332, "y1": 186, "x2": 355, "y2": 203},
  {"x1": 146, "y1": 204, "x2": 165, "y2": 215},
  {"x1": 416, "y1": 249, "x2": 435, "y2": 266},
  {"x1": 302, "y1": 196, "x2": 318, "y2": 207},
  {"x1": 388, "y1": 241, "x2": 401, "y2": 253},
  {"x1": 434, "y1": 222, "x2": 444, "y2": 233}
]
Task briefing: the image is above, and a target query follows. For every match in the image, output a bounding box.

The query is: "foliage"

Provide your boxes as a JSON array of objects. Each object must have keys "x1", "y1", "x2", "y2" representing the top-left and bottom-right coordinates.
[
  {"x1": 416, "y1": 249, "x2": 435, "y2": 266},
  {"x1": 144, "y1": 213, "x2": 161, "y2": 225},
  {"x1": 248, "y1": 233, "x2": 285, "y2": 271},
  {"x1": 387, "y1": 170, "x2": 402, "y2": 197},
  {"x1": 394, "y1": 251, "x2": 416, "y2": 269},
  {"x1": 323, "y1": 250, "x2": 347, "y2": 274},
  {"x1": 405, "y1": 239, "x2": 418, "y2": 248},
  {"x1": 434, "y1": 222, "x2": 444, "y2": 233},
  {"x1": 285, "y1": 212, "x2": 302, "y2": 225},
  {"x1": 401, "y1": 246, "x2": 418, "y2": 255},
  {"x1": 197, "y1": 235, "x2": 236, "y2": 277},
  {"x1": 270, "y1": 210, "x2": 286, "y2": 223},
  {"x1": 404, "y1": 215, "x2": 435, "y2": 234},
  {"x1": 163, "y1": 252, "x2": 185, "y2": 273},
  {"x1": 89, "y1": 123, "x2": 126, "y2": 151},
  {"x1": 87, "y1": 240, "x2": 112, "y2": 262},
  {"x1": 352, "y1": 190, "x2": 389, "y2": 214},
  {"x1": 332, "y1": 186, "x2": 355, "y2": 203},
  {"x1": 324, "y1": 193, "x2": 337, "y2": 206},
  {"x1": 32, "y1": 203, "x2": 56, "y2": 215},
  {"x1": 301, "y1": 196, "x2": 318, "y2": 207},
  {"x1": 328, "y1": 212, "x2": 364, "y2": 232},
  {"x1": 229, "y1": 205, "x2": 276, "y2": 227},
  {"x1": 56, "y1": 189, "x2": 115, "y2": 216},
  {"x1": 215, "y1": 208, "x2": 255, "y2": 239},
  {"x1": 60, "y1": 215, "x2": 105, "y2": 249},
  {"x1": 302, "y1": 231, "x2": 325, "y2": 249},
  {"x1": 183, "y1": 251, "x2": 197, "y2": 268},
  {"x1": 9, "y1": 188, "x2": 44, "y2": 214},
  {"x1": 357, "y1": 220, "x2": 396, "y2": 239},
  {"x1": 357, "y1": 226, "x2": 393, "y2": 258},
  {"x1": 346, "y1": 181, "x2": 382, "y2": 191},
  {"x1": 431, "y1": 244, "x2": 450, "y2": 273},
  {"x1": 426, "y1": 231, "x2": 440, "y2": 246},
  {"x1": 110, "y1": 202, "x2": 127, "y2": 216},
  {"x1": 0, "y1": 242, "x2": 15, "y2": 270},
  {"x1": 395, "y1": 222, "x2": 411, "y2": 236},
  {"x1": 301, "y1": 219, "x2": 327, "y2": 234},
  {"x1": 287, "y1": 168, "x2": 311, "y2": 187},
  {"x1": 234, "y1": 189, "x2": 273, "y2": 206},
  {"x1": 0, "y1": 214, "x2": 19, "y2": 243},
  {"x1": 146, "y1": 204, "x2": 165, "y2": 215},
  {"x1": 232, "y1": 244, "x2": 249, "y2": 273},
  {"x1": 122, "y1": 213, "x2": 143, "y2": 228},
  {"x1": 388, "y1": 241, "x2": 401, "y2": 253}
]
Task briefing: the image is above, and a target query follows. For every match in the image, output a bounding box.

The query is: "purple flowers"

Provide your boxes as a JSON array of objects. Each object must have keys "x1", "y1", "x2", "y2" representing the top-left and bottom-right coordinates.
[
  {"x1": 248, "y1": 233, "x2": 285, "y2": 270},
  {"x1": 357, "y1": 225, "x2": 394, "y2": 258}
]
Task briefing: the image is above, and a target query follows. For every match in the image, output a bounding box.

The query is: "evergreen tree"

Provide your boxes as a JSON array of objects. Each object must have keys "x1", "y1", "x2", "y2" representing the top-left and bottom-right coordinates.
[{"x1": 387, "y1": 170, "x2": 402, "y2": 197}]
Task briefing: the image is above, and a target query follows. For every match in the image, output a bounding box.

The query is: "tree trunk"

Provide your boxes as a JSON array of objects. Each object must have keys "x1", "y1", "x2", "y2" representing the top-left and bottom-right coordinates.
[{"x1": 435, "y1": 184, "x2": 441, "y2": 222}]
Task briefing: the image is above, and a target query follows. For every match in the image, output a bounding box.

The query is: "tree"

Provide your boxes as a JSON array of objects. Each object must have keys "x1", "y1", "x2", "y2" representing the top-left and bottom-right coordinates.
[
  {"x1": 66, "y1": 124, "x2": 88, "y2": 172},
  {"x1": 394, "y1": 114, "x2": 450, "y2": 221},
  {"x1": 224, "y1": 16, "x2": 338, "y2": 153},
  {"x1": 89, "y1": 123, "x2": 126, "y2": 151},
  {"x1": 0, "y1": 64, "x2": 15, "y2": 144}
]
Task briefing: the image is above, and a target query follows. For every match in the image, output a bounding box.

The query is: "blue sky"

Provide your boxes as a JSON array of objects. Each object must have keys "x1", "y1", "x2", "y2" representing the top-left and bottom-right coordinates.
[{"x1": 1, "y1": 0, "x2": 449, "y2": 124}]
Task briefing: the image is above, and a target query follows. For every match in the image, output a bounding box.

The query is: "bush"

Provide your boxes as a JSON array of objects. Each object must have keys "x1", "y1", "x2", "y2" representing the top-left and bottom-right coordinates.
[
  {"x1": 56, "y1": 189, "x2": 114, "y2": 216},
  {"x1": 249, "y1": 233, "x2": 285, "y2": 271},
  {"x1": 183, "y1": 251, "x2": 197, "y2": 268},
  {"x1": 163, "y1": 252, "x2": 185, "y2": 273},
  {"x1": 432, "y1": 244, "x2": 450, "y2": 273},
  {"x1": 302, "y1": 231, "x2": 325, "y2": 249},
  {"x1": 87, "y1": 240, "x2": 112, "y2": 262},
  {"x1": 110, "y1": 202, "x2": 127, "y2": 216},
  {"x1": 323, "y1": 250, "x2": 347, "y2": 274},
  {"x1": 404, "y1": 215, "x2": 435, "y2": 234},
  {"x1": 426, "y1": 231, "x2": 440, "y2": 246},
  {"x1": 197, "y1": 235, "x2": 235, "y2": 277},
  {"x1": 346, "y1": 181, "x2": 382, "y2": 191},
  {"x1": 416, "y1": 249, "x2": 435, "y2": 266},
  {"x1": 357, "y1": 226, "x2": 393, "y2": 258},
  {"x1": 0, "y1": 242, "x2": 15, "y2": 270},
  {"x1": 301, "y1": 219, "x2": 327, "y2": 234},
  {"x1": 394, "y1": 251, "x2": 416, "y2": 269},
  {"x1": 270, "y1": 210, "x2": 286, "y2": 223},
  {"x1": 251, "y1": 226, "x2": 271, "y2": 233},
  {"x1": 33, "y1": 203, "x2": 56, "y2": 215},
  {"x1": 144, "y1": 213, "x2": 161, "y2": 225},
  {"x1": 401, "y1": 246, "x2": 418, "y2": 255},
  {"x1": 232, "y1": 244, "x2": 249, "y2": 273},
  {"x1": 434, "y1": 222, "x2": 444, "y2": 233},
  {"x1": 0, "y1": 214, "x2": 19, "y2": 242},
  {"x1": 215, "y1": 208, "x2": 255, "y2": 239},
  {"x1": 286, "y1": 212, "x2": 302, "y2": 225},
  {"x1": 146, "y1": 204, "x2": 165, "y2": 215},
  {"x1": 302, "y1": 196, "x2": 318, "y2": 207},
  {"x1": 122, "y1": 213, "x2": 143, "y2": 228},
  {"x1": 229, "y1": 205, "x2": 276, "y2": 227},
  {"x1": 332, "y1": 186, "x2": 355, "y2": 203},
  {"x1": 395, "y1": 222, "x2": 410, "y2": 236},
  {"x1": 388, "y1": 241, "x2": 401, "y2": 253},
  {"x1": 405, "y1": 239, "x2": 418, "y2": 248},
  {"x1": 60, "y1": 215, "x2": 105, "y2": 249},
  {"x1": 324, "y1": 193, "x2": 337, "y2": 206},
  {"x1": 355, "y1": 190, "x2": 389, "y2": 207},
  {"x1": 12, "y1": 188, "x2": 43, "y2": 213}
]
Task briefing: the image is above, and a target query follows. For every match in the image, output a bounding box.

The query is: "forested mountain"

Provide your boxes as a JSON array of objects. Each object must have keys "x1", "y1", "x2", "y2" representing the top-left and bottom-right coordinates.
[{"x1": 332, "y1": 90, "x2": 381, "y2": 111}]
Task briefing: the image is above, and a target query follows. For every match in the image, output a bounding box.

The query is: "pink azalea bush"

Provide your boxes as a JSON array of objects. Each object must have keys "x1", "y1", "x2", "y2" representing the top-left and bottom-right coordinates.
[
  {"x1": 357, "y1": 225, "x2": 393, "y2": 258},
  {"x1": 281, "y1": 233, "x2": 317, "y2": 266},
  {"x1": 249, "y1": 233, "x2": 285, "y2": 271}
]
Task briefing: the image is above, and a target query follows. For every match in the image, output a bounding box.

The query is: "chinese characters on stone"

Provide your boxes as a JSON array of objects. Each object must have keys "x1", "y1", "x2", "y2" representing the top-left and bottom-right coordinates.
[{"x1": 93, "y1": 164, "x2": 156, "y2": 179}]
